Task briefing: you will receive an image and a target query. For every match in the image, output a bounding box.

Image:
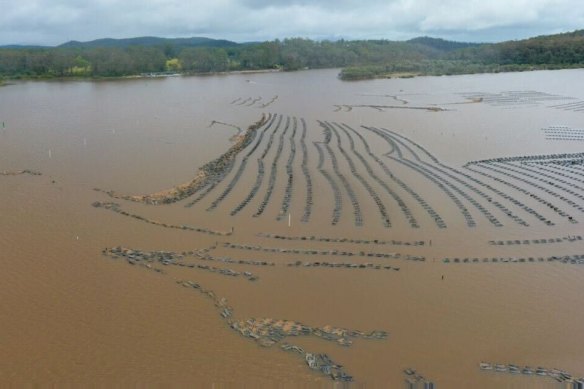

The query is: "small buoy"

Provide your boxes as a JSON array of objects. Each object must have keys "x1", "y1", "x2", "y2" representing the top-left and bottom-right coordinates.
[{"x1": 76, "y1": 236, "x2": 79, "y2": 240}]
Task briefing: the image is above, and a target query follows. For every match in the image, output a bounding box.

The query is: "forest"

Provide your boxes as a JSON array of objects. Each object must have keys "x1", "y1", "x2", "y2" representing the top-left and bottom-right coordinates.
[{"x1": 0, "y1": 30, "x2": 583, "y2": 80}]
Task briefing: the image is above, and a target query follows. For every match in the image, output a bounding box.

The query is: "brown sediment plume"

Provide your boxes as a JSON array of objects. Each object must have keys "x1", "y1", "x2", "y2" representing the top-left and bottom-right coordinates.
[
  {"x1": 96, "y1": 114, "x2": 268, "y2": 205},
  {"x1": 0, "y1": 169, "x2": 42, "y2": 176}
]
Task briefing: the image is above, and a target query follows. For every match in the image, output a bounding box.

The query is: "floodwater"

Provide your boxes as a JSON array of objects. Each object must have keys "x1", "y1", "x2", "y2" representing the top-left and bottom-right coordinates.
[{"x1": 1, "y1": 69, "x2": 584, "y2": 387}]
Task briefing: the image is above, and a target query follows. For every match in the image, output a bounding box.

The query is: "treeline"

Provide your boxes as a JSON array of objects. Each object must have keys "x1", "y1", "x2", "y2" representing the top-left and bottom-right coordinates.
[
  {"x1": 0, "y1": 38, "x2": 439, "y2": 78},
  {"x1": 1, "y1": 30, "x2": 583, "y2": 80},
  {"x1": 449, "y1": 30, "x2": 584, "y2": 65},
  {"x1": 341, "y1": 30, "x2": 584, "y2": 80}
]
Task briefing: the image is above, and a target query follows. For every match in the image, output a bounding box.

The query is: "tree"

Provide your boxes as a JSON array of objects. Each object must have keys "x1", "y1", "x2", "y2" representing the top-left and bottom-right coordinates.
[{"x1": 179, "y1": 48, "x2": 228, "y2": 73}]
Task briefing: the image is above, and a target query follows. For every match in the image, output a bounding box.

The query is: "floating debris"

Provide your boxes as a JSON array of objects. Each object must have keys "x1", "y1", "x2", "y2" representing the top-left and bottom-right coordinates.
[
  {"x1": 467, "y1": 152, "x2": 584, "y2": 166},
  {"x1": 287, "y1": 261, "x2": 400, "y2": 271},
  {"x1": 94, "y1": 114, "x2": 269, "y2": 205},
  {"x1": 335, "y1": 104, "x2": 445, "y2": 112},
  {"x1": 259, "y1": 95, "x2": 278, "y2": 108},
  {"x1": 360, "y1": 126, "x2": 446, "y2": 228},
  {"x1": 343, "y1": 124, "x2": 421, "y2": 228},
  {"x1": 253, "y1": 116, "x2": 290, "y2": 217},
  {"x1": 443, "y1": 254, "x2": 584, "y2": 265},
  {"x1": 458, "y1": 91, "x2": 573, "y2": 107},
  {"x1": 326, "y1": 121, "x2": 391, "y2": 228},
  {"x1": 92, "y1": 202, "x2": 233, "y2": 236},
  {"x1": 314, "y1": 141, "x2": 343, "y2": 225},
  {"x1": 209, "y1": 114, "x2": 280, "y2": 212},
  {"x1": 231, "y1": 95, "x2": 278, "y2": 108},
  {"x1": 103, "y1": 246, "x2": 259, "y2": 281},
  {"x1": 479, "y1": 362, "x2": 584, "y2": 385},
  {"x1": 463, "y1": 151, "x2": 583, "y2": 224},
  {"x1": 208, "y1": 120, "x2": 242, "y2": 141},
  {"x1": 403, "y1": 368, "x2": 435, "y2": 388},
  {"x1": 488, "y1": 235, "x2": 582, "y2": 245},
  {"x1": 277, "y1": 117, "x2": 297, "y2": 221},
  {"x1": 299, "y1": 118, "x2": 313, "y2": 223},
  {"x1": 318, "y1": 122, "x2": 363, "y2": 227},
  {"x1": 0, "y1": 169, "x2": 42, "y2": 176},
  {"x1": 548, "y1": 100, "x2": 584, "y2": 113},
  {"x1": 541, "y1": 125, "x2": 584, "y2": 141},
  {"x1": 221, "y1": 242, "x2": 424, "y2": 261},
  {"x1": 258, "y1": 233, "x2": 425, "y2": 246},
  {"x1": 102, "y1": 245, "x2": 391, "y2": 381},
  {"x1": 172, "y1": 277, "x2": 388, "y2": 382}
]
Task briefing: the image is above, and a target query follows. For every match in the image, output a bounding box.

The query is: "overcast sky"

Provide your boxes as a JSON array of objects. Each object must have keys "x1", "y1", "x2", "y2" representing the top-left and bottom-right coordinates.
[{"x1": 1, "y1": 0, "x2": 583, "y2": 46}]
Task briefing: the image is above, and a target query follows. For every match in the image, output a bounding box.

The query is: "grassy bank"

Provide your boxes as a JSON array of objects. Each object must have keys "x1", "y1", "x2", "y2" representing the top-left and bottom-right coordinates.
[{"x1": 339, "y1": 61, "x2": 584, "y2": 80}]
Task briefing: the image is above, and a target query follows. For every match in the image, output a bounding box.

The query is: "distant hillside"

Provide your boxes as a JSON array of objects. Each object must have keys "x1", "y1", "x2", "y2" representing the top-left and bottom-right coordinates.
[
  {"x1": 58, "y1": 36, "x2": 239, "y2": 49},
  {"x1": 0, "y1": 44, "x2": 48, "y2": 49},
  {"x1": 2, "y1": 30, "x2": 583, "y2": 80},
  {"x1": 408, "y1": 36, "x2": 482, "y2": 52},
  {"x1": 341, "y1": 29, "x2": 584, "y2": 80},
  {"x1": 449, "y1": 29, "x2": 584, "y2": 65}
]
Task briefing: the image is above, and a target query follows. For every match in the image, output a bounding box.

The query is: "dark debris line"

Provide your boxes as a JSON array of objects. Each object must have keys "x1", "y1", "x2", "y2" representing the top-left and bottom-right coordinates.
[
  {"x1": 101, "y1": 246, "x2": 388, "y2": 382},
  {"x1": 479, "y1": 362, "x2": 584, "y2": 385},
  {"x1": 92, "y1": 201, "x2": 233, "y2": 236}
]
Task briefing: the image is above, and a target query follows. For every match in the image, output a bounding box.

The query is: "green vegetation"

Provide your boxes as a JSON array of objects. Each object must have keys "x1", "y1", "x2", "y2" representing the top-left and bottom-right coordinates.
[
  {"x1": 338, "y1": 61, "x2": 583, "y2": 80},
  {"x1": 0, "y1": 30, "x2": 583, "y2": 80},
  {"x1": 342, "y1": 30, "x2": 584, "y2": 80}
]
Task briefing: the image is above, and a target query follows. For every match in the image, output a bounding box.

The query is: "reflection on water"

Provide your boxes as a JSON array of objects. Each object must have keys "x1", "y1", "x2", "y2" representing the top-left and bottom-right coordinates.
[{"x1": 1, "y1": 69, "x2": 584, "y2": 386}]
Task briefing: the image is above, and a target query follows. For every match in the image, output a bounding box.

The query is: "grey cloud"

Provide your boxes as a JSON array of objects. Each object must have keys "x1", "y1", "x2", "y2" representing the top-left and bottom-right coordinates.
[
  {"x1": 239, "y1": 0, "x2": 388, "y2": 9},
  {"x1": 0, "y1": 0, "x2": 582, "y2": 45}
]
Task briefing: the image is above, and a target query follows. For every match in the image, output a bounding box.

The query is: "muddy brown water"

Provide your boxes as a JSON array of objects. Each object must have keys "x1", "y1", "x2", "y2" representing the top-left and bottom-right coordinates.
[{"x1": 1, "y1": 69, "x2": 584, "y2": 386}]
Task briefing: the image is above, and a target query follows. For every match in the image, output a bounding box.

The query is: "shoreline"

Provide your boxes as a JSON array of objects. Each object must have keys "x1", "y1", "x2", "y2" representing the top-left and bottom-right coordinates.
[
  {"x1": 339, "y1": 64, "x2": 584, "y2": 81},
  {"x1": 1, "y1": 68, "x2": 284, "y2": 83},
  {"x1": 3, "y1": 65, "x2": 583, "y2": 85}
]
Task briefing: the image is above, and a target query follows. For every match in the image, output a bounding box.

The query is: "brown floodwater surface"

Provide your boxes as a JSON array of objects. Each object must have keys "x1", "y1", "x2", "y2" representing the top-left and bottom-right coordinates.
[{"x1": 1, "y1": 69, "x2": 584, "y2": 387}]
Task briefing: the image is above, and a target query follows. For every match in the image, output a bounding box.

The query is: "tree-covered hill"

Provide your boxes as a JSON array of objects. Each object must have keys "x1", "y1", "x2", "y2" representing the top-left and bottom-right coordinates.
[
  {"x1": 449, "y1": 29, "x2": 584, "y2": 65},
  {"x1": 407, "y1": 36, "x2": 481, "y2": 52},
  {"x1": 58, "y1": 36, "x2": 238, "y2": 50},
  {"x1": 341, "y1": 29, "x2": 584, "y2": 79},
  {"x1": 0, "y1": 30, "x2": 582, "y2": 80}
]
